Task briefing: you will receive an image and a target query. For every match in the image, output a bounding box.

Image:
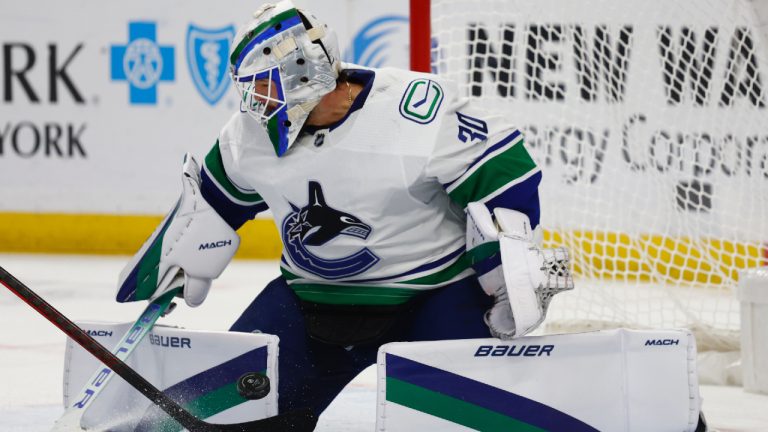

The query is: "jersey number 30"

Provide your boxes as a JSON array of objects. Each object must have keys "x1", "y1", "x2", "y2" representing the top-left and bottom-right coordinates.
[{"x1": 456, "y1": 112, "x2": 488, "y2": 144}]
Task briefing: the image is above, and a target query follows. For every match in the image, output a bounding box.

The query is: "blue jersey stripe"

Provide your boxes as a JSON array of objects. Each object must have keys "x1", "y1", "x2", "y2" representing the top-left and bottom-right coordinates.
[
  {"x1": 349, "y1": 245, "x2": 465, "y2": 283},
  {"x1": 201, "y1": 168, "x2": 268, "y2": 230},
  {"x1": 443, "y1": 129, "x2": 522, "y2": 190},
  {"x1": 484, "y1": 171, "x2": 542, "y2": 229}
]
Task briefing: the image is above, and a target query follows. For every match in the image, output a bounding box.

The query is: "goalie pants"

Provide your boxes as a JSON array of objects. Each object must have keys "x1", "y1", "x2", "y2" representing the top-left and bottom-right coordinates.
[{"x1": 230, "y1": 275, "x2": 492, "y2": 417}]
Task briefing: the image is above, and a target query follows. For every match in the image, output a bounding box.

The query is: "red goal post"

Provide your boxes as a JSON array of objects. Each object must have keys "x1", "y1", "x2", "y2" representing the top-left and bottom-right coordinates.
[{"x1": 410, "y1": 0, "x2": 431, "y2": 73}]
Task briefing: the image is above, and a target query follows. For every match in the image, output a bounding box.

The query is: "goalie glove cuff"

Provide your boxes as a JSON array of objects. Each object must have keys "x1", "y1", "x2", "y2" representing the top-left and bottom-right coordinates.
[
  {"x1": 466, "y1": 203, "x2": 533, "y2": 297},
  {"x1": 466, "y1": 202, "x2": 502, "y2": 296}
]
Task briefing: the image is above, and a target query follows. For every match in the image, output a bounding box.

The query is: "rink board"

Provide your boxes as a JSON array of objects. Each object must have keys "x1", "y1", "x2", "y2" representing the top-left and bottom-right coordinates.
[
  {"x1": 64, "y1": 322, "x2": 278, "y2": 431},
  {"x1": 377, "y1": 329, "x2": 700, "y2": 431}
]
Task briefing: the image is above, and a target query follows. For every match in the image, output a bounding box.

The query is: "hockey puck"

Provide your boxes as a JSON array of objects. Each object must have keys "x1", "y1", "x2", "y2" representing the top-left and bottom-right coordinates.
[{"x1": 236, "y1": 372, "x2": 270, "y2": 400}]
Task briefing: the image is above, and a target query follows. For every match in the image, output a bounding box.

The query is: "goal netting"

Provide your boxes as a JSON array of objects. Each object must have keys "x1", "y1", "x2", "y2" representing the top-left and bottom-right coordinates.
[{"x1": 416, "y1": 0, "x2": 768, "y2": 350}]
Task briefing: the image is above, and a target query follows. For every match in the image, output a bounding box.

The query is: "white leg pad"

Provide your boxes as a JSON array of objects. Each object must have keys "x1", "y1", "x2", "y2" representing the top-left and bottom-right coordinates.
[{"x1": 377, "y1": 329, "x2": 701, "y2": 432}]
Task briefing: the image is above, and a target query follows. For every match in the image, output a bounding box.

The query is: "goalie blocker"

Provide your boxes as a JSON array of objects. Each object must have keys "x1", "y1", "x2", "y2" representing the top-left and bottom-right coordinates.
[
  {"x1": 116, "y1": 153, "x2": 240, "y2": 308},
  {"x1": 377, "y1": 329, "x2": 703, "y2": 432}
]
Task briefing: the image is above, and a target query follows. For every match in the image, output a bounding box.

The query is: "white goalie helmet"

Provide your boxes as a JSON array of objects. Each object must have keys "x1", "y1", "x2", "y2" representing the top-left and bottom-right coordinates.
[{"x1": 229, "y1": 0, "x2": 341, "y2": 156}]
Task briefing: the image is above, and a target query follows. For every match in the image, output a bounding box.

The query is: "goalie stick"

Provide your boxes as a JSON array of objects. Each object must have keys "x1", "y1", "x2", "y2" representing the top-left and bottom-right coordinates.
[
  {"x1": 0, "y1": 266, "x2": 316, "y2": 432},
  {"x1": 52, "y1": 281, "x2": 181, "y2": 431}
]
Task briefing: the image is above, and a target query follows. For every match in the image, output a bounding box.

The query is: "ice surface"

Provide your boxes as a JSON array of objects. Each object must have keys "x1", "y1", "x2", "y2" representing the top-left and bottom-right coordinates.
[{"x1": 1, "y1": 254, "x2": 766, "y2": 431}]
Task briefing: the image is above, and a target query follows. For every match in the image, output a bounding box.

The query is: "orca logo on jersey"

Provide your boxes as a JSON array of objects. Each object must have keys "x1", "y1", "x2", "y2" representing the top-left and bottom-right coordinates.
[{"x1": 282, "y1": 181, "x2": 380, "y2": 279}]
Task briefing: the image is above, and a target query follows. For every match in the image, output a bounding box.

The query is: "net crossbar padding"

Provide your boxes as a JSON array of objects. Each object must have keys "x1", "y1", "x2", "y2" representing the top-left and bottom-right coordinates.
[{"x1": 413, "y1": 0, "x2": 768, "y2": 349}]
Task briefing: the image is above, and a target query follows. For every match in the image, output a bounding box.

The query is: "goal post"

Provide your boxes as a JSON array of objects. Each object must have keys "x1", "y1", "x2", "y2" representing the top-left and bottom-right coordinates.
[
  {"x1": 410, "y1": 0, "x2": 768, "y2": 349},
  {"x1": 410, "y1": 0, "x2": 431, "y2": 73}
]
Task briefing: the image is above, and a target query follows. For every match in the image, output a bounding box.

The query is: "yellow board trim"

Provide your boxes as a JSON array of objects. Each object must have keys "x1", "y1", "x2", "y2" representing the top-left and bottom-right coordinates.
[
  {"x1": 0, "y1": 213, "x2": 282, "y2": 259},
  {"x1": 0, "y1": 213, "x2": 764, "y2": 285}
]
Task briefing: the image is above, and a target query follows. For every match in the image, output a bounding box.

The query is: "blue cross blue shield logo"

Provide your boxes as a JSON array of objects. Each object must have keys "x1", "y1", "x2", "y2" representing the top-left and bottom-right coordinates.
[
  {"x1": 110, "y1": 22, "x2": 175, "y2": 105},
  {"x1": 186, "y1": 24, "x2": 235, "y2": 106}
]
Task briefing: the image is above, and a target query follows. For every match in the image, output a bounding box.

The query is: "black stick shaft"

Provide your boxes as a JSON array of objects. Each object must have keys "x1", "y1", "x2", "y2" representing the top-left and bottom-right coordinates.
[{"x1": 0, "y1": 266, "x2": 213, "y2": 432}]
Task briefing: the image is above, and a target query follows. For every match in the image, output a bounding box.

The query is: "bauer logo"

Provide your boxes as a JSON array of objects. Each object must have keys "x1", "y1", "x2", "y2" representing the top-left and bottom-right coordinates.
[
  {"x1": 149, "y1": 334, "x2": 191, "y2": 349},
  {"x1": 110, "y1": 21, "x2": 175, "y2": 105},
  {"x1": 645, "y1": 339, "x2": 680, "y2": 346},
  {"x1": 186, "y1": 24, "x2": 235, "y2": 106},
  {"x1": 474, "y1": 344, "x2": 555, "y2": 357},
  {"x1": 199, "y1": 239, "x2": 232, "y2": 250},
  {"x1": 399, "y1": 79, "x2": 444, "y2": 124},
  {"x1": 344, "y1": 15, "x2": 408, "y2": 68}
]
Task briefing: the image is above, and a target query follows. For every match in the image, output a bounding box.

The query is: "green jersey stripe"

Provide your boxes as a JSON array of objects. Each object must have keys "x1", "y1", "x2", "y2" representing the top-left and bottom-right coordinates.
[
  {"x1": 291, "y1": 284, "x2": 420, "y2": 305},
  {"x1": 281, "y1": 251, "x2": 473, "y2": 287},
  {"x1": 204, "y1": 141, "x2": 265, "y2": 205},
  {"x1": 279, "y1": 252, "x2": 476, "y2": 305},
  {"x1": 446, "y1": 134, "x2": 524, "y2": 194},
  {"x1": 448, "y1": 142, "x2": 538, "y2": 208},
  {"x1": 403, "y1": 253, "x2": 472, "y2": 285}
]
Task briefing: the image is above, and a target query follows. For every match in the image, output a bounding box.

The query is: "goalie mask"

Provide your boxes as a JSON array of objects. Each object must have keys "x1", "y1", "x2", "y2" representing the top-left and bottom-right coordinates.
[{"x1": 229, "y1": 0, "x2": 341, "y2": 157}]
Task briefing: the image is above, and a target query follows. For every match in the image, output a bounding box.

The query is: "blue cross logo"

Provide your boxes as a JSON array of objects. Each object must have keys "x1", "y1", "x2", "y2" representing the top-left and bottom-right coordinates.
[{"x1": 111, "y1": 22, "x2": 175, "y2": 105}]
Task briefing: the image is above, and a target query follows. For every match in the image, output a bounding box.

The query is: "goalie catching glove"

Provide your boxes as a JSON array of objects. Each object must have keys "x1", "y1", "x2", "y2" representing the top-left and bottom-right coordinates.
[
  {"x1": 116, "y1": 154, "x2": 240, "y2": 307},
  {"x1": 466, "y1": 202, "x2": 573, "y2": 339}
]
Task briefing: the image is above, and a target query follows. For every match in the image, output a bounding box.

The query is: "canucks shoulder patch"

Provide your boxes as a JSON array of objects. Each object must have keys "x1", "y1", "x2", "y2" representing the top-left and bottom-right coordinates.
[{"x1": 399, "y1": 78, "x2": 444, "y2": 124}]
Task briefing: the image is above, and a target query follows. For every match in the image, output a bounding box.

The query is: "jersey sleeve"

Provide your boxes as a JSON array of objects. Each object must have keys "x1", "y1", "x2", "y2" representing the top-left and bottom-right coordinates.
[
  {"x1": 425, "y1": 91, "x2": 542, "y2": 228},
  {"x1": 200, "y1": 137, "x2": 268, "y2": 230}
]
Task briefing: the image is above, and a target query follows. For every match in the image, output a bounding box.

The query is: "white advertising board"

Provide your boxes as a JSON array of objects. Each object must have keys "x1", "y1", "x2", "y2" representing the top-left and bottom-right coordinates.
[{"x1": 0, "y1": 0, "x2": 408, "y2": 214}]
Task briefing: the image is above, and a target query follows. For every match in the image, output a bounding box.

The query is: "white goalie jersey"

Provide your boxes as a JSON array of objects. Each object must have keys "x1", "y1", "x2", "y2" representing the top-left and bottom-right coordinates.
[{"x1": 200, "y1": 65, "x2": 542, "y2": 305}]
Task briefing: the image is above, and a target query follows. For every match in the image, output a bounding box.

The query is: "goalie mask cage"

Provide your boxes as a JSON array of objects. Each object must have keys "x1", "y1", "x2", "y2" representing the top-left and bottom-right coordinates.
[{"x1": 411, "y1": 0, "x2": 768, "y2": 351}]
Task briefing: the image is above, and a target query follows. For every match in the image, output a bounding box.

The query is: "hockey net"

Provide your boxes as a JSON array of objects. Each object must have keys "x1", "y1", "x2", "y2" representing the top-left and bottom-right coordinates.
[{"x1": 413, "y1": 0, "x2": 768, "y2": 351}]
